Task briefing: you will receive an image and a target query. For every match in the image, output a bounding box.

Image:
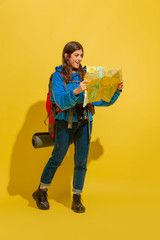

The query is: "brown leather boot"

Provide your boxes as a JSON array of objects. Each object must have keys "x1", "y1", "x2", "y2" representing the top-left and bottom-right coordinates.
[
  {"x1": 32, "y1": 186, "x2": 50, "y2": 210},
  {"x1": 71, "y1": 193, "x2": 85, "y2": 213}
]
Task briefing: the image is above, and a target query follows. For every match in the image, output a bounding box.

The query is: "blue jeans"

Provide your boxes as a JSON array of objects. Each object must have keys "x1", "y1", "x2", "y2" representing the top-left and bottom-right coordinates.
[{"x1": 40, "y1": 120, "x2": 92, "y2": 193}]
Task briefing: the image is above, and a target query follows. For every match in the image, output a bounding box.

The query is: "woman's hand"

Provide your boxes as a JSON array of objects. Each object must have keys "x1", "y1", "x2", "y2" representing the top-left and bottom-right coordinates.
[
  {"x1": 73, "y1": 80, "x2": 89, "y2": 95},
  {"x1": 117, "y1": 80, "x2": 124, "y2": 90}
]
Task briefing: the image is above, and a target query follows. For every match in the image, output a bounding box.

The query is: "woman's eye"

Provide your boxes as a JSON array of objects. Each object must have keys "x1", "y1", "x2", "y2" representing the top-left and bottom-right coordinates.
[{"x1": 74, "y1": 54, "x2": 83, "y2": 58}]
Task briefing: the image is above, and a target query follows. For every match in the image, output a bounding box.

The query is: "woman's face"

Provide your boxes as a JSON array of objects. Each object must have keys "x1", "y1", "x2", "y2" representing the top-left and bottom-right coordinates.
[{"x1": 66, "y1": 49, "x2": 83, "y2": 70}]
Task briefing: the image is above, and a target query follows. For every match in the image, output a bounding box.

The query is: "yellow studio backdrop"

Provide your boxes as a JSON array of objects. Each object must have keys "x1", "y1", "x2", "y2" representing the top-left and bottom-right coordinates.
[{"x1": 0, "y1": 0, "x2": 160, "y2": 239}]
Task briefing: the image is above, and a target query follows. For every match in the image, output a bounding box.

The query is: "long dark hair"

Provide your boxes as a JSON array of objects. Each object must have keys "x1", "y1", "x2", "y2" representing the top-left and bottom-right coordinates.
[{"x1": 62, "y1": 41, "x2": 85, "y2": 83}]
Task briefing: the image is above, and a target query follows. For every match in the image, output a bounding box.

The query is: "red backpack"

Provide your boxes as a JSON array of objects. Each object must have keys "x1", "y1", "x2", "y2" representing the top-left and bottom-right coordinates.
[{"x1": 45, "y1": 73, "x2": 63, "y2": 139}]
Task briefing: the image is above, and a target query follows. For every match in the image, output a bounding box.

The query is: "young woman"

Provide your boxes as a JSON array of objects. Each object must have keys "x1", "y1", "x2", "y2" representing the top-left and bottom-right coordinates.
[{"x1": 32, "y1": 41, "x2": 123, "y2": 213}]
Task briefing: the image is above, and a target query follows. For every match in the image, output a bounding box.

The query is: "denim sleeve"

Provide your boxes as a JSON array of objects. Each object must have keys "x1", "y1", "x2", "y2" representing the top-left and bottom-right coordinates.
[
  {"x1": 51, "y1": 72, "x2": 79, "y2": 110},
  {"x1": 92, "y1": 89, "x2": 122, "y2": 107}
]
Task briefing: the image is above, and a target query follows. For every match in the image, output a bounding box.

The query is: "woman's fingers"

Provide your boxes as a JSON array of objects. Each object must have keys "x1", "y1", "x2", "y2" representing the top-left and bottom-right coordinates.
[
  {"x1": 117, "y1": 80, "x2": 124, "y2": 90},
  {"x1": 83, "y1": 80, "x2": 89, "y2": 83},
  {"x1": 80, "y1": 80, "x2": 88, "y2": 89}
]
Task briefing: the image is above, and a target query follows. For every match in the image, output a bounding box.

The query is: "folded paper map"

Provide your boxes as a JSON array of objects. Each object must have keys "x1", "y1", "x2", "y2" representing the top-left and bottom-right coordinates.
[{"x1": 83, "y1": 66, "x2": 122, "y2": 107}]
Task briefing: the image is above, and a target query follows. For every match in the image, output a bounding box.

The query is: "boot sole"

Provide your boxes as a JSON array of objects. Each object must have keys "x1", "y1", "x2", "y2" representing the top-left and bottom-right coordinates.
[
  {"x1": 32, "y1": 191, "x2": 49, "y2": 210},
  {"x1": 71, "y1": 205, "x2": 85, "y2": 213}
]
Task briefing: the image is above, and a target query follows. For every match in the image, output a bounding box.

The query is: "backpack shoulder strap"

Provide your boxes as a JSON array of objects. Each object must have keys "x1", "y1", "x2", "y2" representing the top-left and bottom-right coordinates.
[
  {"x1": 59, "y1": 72, "x2": 68, "y2": 91},
  {"x1": 53, "y1": 71, "x2": 73, "y2": 129},
  {"x1": 48, "y1": 72, "x2": 68, "y2": 91}
]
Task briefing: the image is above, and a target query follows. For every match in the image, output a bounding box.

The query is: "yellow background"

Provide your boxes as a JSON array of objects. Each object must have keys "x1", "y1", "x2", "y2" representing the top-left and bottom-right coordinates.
[{"x1": 0, "y1": 0, "x2": 160, "y2": 239}]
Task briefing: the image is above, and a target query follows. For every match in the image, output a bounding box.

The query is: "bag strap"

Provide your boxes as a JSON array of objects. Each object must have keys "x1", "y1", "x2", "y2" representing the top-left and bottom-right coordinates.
[{"x1": 51, "y1": 72, "x2": 73, "y2": 129}]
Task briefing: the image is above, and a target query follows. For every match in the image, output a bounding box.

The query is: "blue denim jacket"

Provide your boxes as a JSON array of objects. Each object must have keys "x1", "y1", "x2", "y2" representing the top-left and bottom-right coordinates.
[{"x1": 50, "y1": 65, "x2": 121, "y2": 122}]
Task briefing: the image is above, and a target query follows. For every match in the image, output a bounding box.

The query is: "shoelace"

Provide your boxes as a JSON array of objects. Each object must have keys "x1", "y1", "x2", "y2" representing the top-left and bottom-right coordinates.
[
  {"x1": 39, "y1": 190, "x2": 48, "y2": 202},
  {"x1": 74, "y1": 195, "x2": 84, "y2": 206}
]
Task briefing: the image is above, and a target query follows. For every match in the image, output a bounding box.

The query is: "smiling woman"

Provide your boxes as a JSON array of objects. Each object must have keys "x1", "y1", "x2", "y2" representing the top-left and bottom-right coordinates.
[
  {"x1": 62, "y1": 41, "x2": 85, "y2": 83},
  {"x1": 65, "y1": 49, "x2": 83, "y2": 69},
  {"x1": 32, "y1": 41, "x2": 123, "y2": 213}
]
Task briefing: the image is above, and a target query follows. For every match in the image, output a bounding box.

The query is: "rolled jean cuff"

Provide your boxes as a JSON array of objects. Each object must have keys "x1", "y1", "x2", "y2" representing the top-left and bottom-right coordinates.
[
  {"x1": 72, "y1": 188, "x2": 82, "y2": 193},
  {"x1": 40, "y1": 182, "x2": 51, "y2": 187}
]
